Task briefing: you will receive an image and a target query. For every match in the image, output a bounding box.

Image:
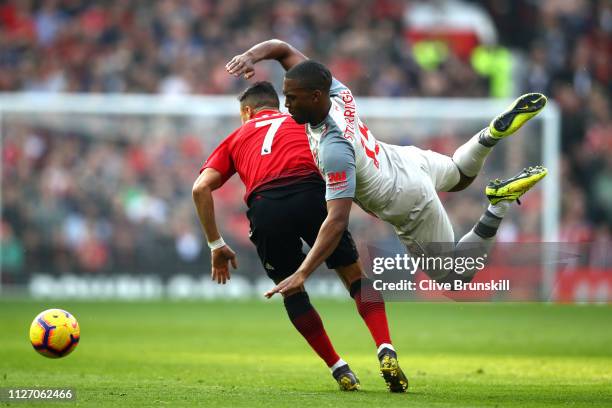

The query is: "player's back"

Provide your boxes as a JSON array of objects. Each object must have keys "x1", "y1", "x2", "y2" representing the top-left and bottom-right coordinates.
[{"x1": 206, "y1": 109, "x2": 321, "y2": 202}]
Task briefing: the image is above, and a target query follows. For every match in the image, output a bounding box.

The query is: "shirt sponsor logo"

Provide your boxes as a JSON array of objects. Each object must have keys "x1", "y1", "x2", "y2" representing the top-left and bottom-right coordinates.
[
  {"x1": 327, "y1": 171, "x2": 347, "y2": 184},
  {"x1": 327, "y1": 171, "x2": 348, "y2": 191}
]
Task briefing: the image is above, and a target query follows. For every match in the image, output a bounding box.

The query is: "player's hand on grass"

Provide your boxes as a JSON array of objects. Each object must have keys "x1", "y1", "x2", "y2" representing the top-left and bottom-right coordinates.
[
  {"x1": 225, "y1": 53, "x2": 255, "y2": 79},
  {"x1": 264, "y1": 270, "x2": 306, "y2": 298},
  {"x1": 211, "y1": 245, "x2": 238, "y2": 284}
]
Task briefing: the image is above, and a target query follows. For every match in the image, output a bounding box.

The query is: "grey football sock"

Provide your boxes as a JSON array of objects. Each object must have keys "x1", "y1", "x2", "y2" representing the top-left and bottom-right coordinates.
[{"x1": 478, "y1": 128, "x2": 499, "y2": 147}]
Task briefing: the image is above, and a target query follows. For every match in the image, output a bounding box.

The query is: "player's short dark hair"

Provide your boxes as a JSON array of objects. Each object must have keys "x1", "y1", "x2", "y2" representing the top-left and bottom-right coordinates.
[
  {"x1": 285, "y1": 60, "x2": 332, "y2": 93},
  {"x1": 238, "y1": 81, "x2": 280, "y2": 109}
]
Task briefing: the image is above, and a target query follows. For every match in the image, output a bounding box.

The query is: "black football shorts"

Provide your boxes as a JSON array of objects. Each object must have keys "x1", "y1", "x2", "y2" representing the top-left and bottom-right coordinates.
[{"x1": 246, "y1": 182, "x2": 359, "y2": 284}]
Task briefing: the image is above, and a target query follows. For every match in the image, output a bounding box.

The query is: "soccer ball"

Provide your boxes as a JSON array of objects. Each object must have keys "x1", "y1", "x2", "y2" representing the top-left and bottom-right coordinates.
[{"x1": 29, "y1": 309, "x2": 80, "y2": 358}]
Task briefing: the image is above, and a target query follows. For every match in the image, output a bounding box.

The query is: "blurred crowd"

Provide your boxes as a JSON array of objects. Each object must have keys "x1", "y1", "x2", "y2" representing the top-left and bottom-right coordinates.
[{"x1": 1, "y1": 0, "x2": 610, "y2": 279}]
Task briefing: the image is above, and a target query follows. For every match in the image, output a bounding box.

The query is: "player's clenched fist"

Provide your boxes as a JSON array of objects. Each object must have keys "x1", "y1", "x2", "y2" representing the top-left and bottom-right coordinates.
[
  {"x1": 225, "y1": 53, "x2": 256, "y2": 79},
  {"x1": 211, "y1": 245, "x2": 238, "y2": 284}
]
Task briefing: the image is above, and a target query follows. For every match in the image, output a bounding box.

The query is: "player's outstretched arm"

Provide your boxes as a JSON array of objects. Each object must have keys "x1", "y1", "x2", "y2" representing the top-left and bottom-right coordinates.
[
  {"x1": 192, "y1": 169, "x2": 238, "y2": 284},
  {"x1": 264, "y1": 198, "x2": 352, "y2": 298},
  {"x1": 226, "y1": 39, "x2": 307, "y2": 79}
]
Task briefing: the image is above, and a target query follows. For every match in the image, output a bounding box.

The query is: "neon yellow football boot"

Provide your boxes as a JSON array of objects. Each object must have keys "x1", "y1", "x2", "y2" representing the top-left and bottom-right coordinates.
[
  {"x1": 379, "y1": 349, "x2": 408, "y2": 393},
  {"x1": 486, "y1": 166, "x2": 548, "y2": 205},
  {"x1": 332, "y1": 364, "x2": 360, "y2": 391},
  {"x1": 489, "y1": 93, "x2": 547, "y2": 139}
]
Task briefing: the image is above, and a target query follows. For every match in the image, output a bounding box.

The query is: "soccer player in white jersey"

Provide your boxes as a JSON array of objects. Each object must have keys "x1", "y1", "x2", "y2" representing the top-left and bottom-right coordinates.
[{"x1": 227, "y1": 40, "x2": 547, "y2": 299}]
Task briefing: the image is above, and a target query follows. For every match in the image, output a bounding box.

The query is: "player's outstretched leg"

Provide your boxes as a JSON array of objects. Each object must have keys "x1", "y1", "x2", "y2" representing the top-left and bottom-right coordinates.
[
  {"x1": 451, "y1": 93, "x2": 547, "y2": 187},
  {"x1": 451, "y1": 166, "x2": 548, "y2": 282},
  {"x1": 283, "y1": 291, "x2": 360, "y2": 391}
]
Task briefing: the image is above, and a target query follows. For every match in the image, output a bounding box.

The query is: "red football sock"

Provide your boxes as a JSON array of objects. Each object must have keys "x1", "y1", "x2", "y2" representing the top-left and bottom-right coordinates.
[
  {"x1": 350, "y1": 278, "x2": 392, "y2": 347},
  {"x1": 284, "y1": 292, "x2": 340, "y2": 367}
]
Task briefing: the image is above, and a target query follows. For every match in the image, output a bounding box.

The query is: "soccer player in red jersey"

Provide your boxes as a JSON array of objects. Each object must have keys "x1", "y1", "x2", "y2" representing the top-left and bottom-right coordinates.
[{"x1": 192, "y1": 81, "x2": 406, "y2": 391}]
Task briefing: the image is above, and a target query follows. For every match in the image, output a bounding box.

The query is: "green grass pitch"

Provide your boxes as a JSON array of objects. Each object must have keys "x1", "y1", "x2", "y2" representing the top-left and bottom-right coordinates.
[{"x1": 1, "y1": 299, "x2": 611, "y2": 407}]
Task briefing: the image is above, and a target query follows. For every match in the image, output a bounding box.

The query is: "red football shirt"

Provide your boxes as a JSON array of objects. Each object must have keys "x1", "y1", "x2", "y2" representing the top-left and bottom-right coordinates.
[{"x1": 201, "y1": 109, "x2": 322, "y2": 202}]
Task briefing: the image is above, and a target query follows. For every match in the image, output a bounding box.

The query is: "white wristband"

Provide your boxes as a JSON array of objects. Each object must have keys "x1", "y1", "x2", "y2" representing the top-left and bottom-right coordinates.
[{"x1": 208, "y1": 237, "x2": 226, "y2": 251}]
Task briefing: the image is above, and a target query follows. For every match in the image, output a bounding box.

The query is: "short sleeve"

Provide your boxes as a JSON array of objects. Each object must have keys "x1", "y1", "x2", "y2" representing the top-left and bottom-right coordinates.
[
  {"x1": 200, "y1": 137, "x2": 236, "y2": 184},
  {"x1": 330, "y1": 77, "x2": 351, "y2": 97},
  {"x1": 321, "y1": 136, "x2": 356, "y2": 201}
]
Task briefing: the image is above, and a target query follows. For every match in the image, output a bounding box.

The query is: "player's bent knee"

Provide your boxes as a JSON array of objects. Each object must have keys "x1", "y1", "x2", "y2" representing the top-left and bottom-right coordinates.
[
  {"x1": 335, "y1": 262, "x2": 364, "y2": 290},
  {"x1": 448, "y1": 165, "x2": 476, "y2": 192}
]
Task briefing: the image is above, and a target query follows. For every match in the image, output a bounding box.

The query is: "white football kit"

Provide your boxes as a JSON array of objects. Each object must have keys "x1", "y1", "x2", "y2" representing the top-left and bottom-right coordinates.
[{"x1": 306, "y1": 78, "x2": 461, "y2": 246}]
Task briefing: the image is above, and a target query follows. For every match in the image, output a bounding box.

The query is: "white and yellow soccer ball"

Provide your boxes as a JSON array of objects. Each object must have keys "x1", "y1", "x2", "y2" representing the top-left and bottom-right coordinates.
[{"x1": 29, "y1": 309, "x2": 80, "y2": 358}]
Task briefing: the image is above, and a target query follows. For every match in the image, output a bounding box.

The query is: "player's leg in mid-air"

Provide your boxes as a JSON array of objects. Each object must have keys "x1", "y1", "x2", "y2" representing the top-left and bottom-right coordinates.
[
  {"x1": 394, "y1": 93, "x2": 548, "y2": 281},
  {"x1": 449, "y1": 92, "x2": 547, "y2": 191},
  {"x1": 297, "y1": 187, "x2": 408, "y2": 393},
  {"x1": 398, "y1": 162, "x2": 547, "y2": 282},
  {"x1": 246, "y1": 187, "x2": 359, "y2": 391},
  {"x1": 446, "y1": 92, "x2": 548, "y2": 280}
]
